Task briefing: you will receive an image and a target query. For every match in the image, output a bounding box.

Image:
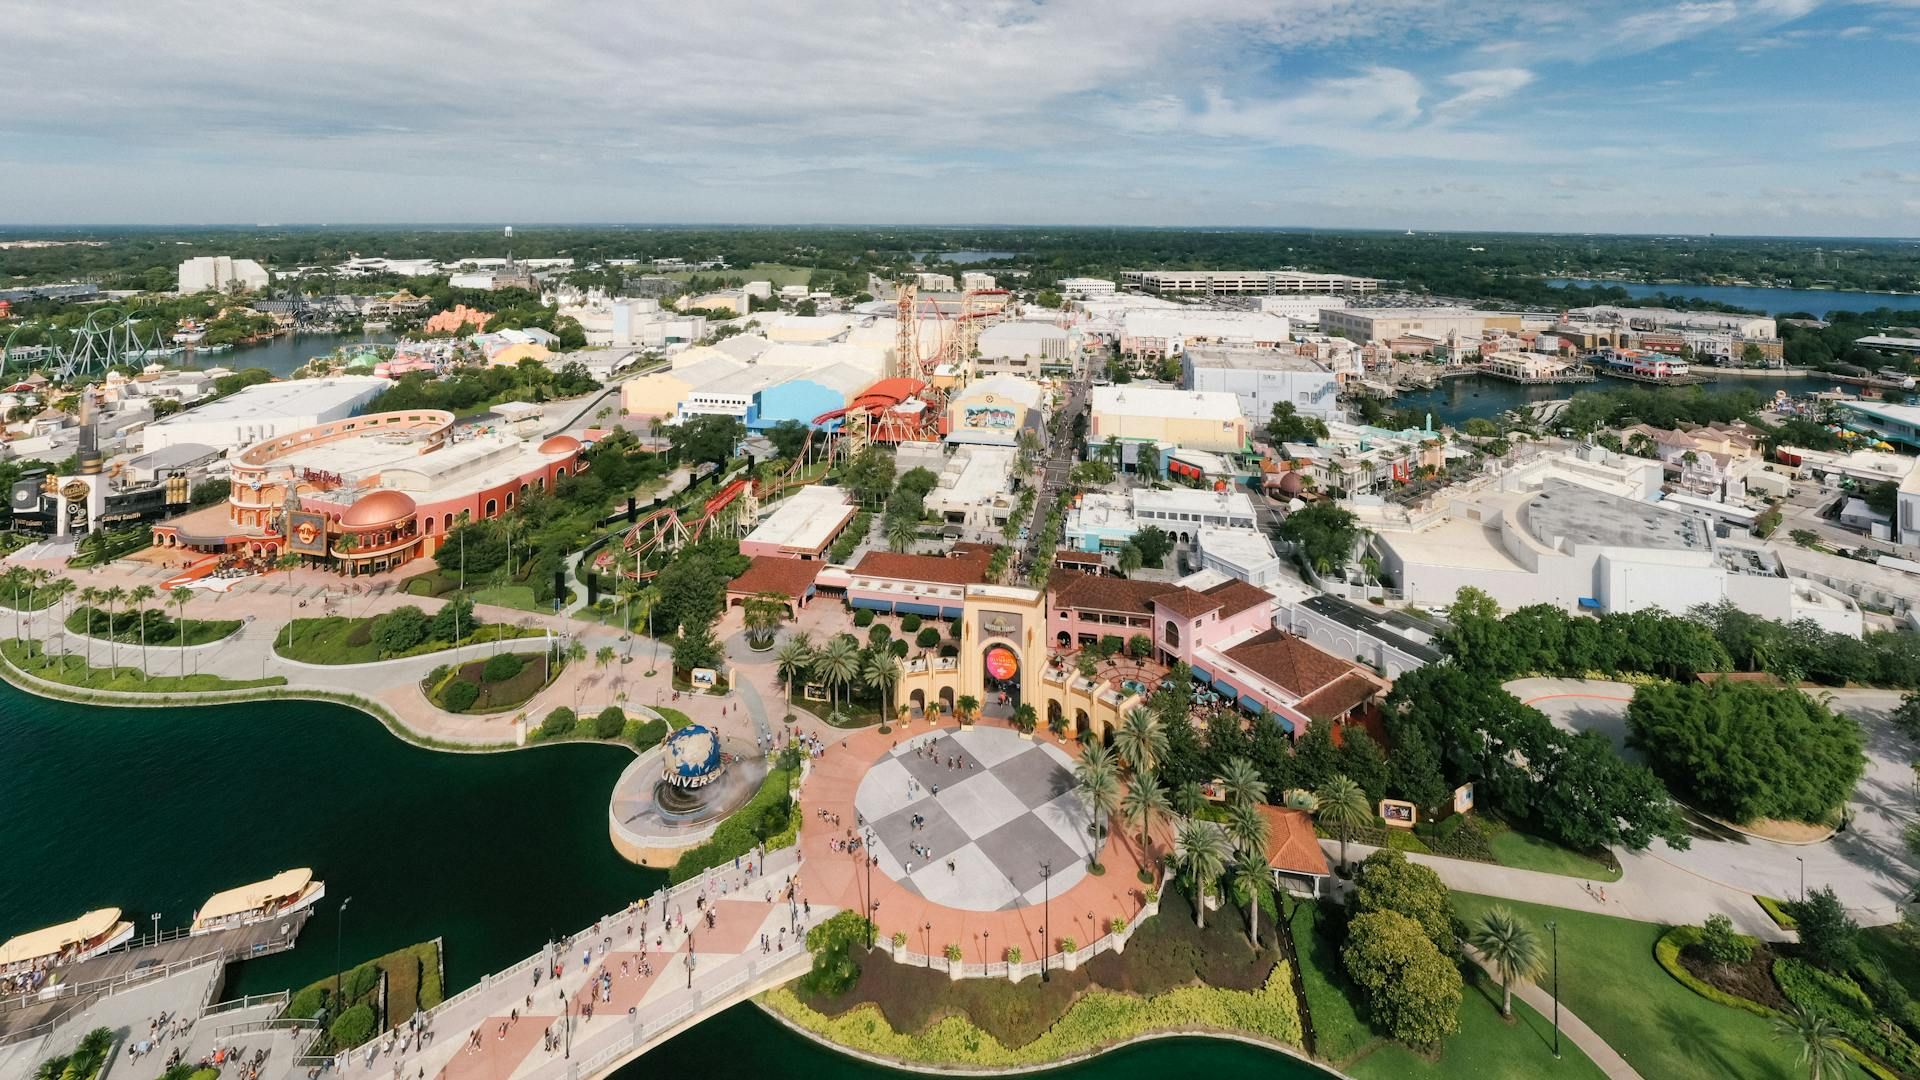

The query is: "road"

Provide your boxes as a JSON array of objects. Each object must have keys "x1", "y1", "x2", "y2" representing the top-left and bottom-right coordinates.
[{"x1": 1019, "y1": 370, "x2": 1090, "y2": 571}]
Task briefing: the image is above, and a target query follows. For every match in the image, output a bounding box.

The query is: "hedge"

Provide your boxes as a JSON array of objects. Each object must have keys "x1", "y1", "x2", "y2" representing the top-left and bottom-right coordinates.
[
  {"x1": 441, "y1": 680, "x2": 480, "y2": 712},
  {"x1": 482, "y1": 652, "x2": 524, "y2": 681},
  {"x1": 1757, "y1": 895, "x2": 1800, "y2": 929},
  {"x1": 625, "y1": 717, "x2": 670, "y2": 750},
  {"x1": 1776, "y1": 958, "x2": 1920, "y2": 1075},
  {"x1": 760, "y1": 964, "x2": 1301, "y2": 1068},
  {"x1": 330, "y1": 1003, "x2": 376, "y2": 1048},
  {"x1": 668, "y1": 768, "x2": 797, "y2": 883},
  {"x1": 854, "y1": 609, "x2": 875, "y2": 628}
]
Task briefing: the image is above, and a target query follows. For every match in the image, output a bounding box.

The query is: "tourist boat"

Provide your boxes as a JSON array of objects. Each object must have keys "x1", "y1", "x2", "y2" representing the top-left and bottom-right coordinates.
[
  {"x1": 0, "y1": 909, "x2": 136, "y2": 974},
  {"x1": 172, "y1": 321, "x2": 207, "y2": 346},
  {"x1": 189, "y1": 869, "x2": 326, "y2": 935},
  {"x1": 1594, "y1": 349, "x2": 1698, "y2": 384}
]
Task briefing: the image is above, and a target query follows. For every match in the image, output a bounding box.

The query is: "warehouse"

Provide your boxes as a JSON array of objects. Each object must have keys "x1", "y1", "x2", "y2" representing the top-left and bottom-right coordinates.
[
  {"x1": 141, "y1": 376, "x2": 388, "y2": 453},
  {"x1": 1089, "y1": 386, "x2": 1247, "y2": 454}
]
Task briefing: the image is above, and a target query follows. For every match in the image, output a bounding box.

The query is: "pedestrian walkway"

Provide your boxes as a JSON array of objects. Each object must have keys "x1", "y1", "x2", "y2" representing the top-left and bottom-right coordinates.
[{"x1": 1462, "y1": 946, "x2": 1644, "y2": 1080}]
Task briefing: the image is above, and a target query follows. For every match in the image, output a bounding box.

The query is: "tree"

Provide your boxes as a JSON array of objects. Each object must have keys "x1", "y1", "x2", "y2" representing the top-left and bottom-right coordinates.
[
  {"x1": 1231, "y1": 858, "x2": 1269, "y2": 947},
  {"x1": 1074, "y1": 743, "x2": 1121, "y2": 870},
  {"x1": 1698, "y1": 913, "x2": 1754, "y2": 969},
  {"x1": 170, "y1": 585, "x2": 193, "y2": 655},
  {"x1": 864, "y1": 651, "x2": 902, "y2": 728},
  {"x1": 1136, "y1": 441, "x2": 1160, "y2": 477},
  {"x1": 1793, "y1": 886, "x2": 1861, "y2": 973},
  {"x1": 956, "y1": 694, "x2": 979, "y2": 723},
  {"x1": 671, "y1": 621, "x2": 722, "y2": 676},
  {"x1": 593, "y1": 705, "x2": 626, "y2": 739},
  {"x1": 669, "y1": 413, "x2": 743, "y2": 469},
  {"x1": 1220, "y1": 755, "x2": 1268, "y2": 808},
  {"x1": 1772, "y1": 1005, "x2": 1851, "y2": 1080},
  {"x1": 1314, "y1": 774, "x2": 1373, "y2": 872},
  {"x1": 127, "y1": 583, "x2": 156, "y2": 676},
  {"x1": 766, "y1": 419, "x2": 810, "y2": 461},
  {"x1": 1278, "y1": 501, "x2": 1359, "y2": 576},
  {"x1": 1533, "y1": 729, "x2": 1689, "y2": 852},
  {"x1": 1895, "y1": 692, "x2": 1920, "y2": 744},
  {"x1": 1129, "y1": 526, "x2": 1172, "y2": 568},
  {"x1": 1352, "y1": 849, "x2": 1452, "y2": 954},
  {"x1": 886, "y1": 513, "x2": 917, "y2": 553},
  {"x1": 742, "y1": 592, "x2": 788, "y2": 649},
  {"x1": 1011, "y1": 702, "x2": 1038, "y2": 733},
  {"x1": 812, "y1": 634, "x2": 862, "y2": 720},
  {"x1": 101, "y1": 584, "x2": 125, "y2": 668},
  {"x1": 1114, "y1": 707, "x2": 1168, "y2": 776},
  {"x1": 1626, "y1": 681, "x2": 1864, "y2": 825},
  {"x1": 1344, "y1": 910, "x2": 1462, "y2": 1048},
  {"x1": 843, "y1": 447, "x2": 896, "y2": 506},
  {"x1": 1175, "y1": 821, "x2": 1228, "y2": 928},
  {"x1": 1468, "y1": 906, "x2": 1547, "y2": 1018},
  {"x1": 774, "y1": 633, "x2": 813, "y2": 708},
  {"x1": 1126, "y1": 633, "x2": 1152, "y2": 660},
  {"x1": 1267, "y1": 401, "x2": 1330, "y2": 445},
  {"x1": 1226, "y1": 799, "x2": 1270, "y2": 864},
  {"x1": 1116, "y1": 543, "x2": 1143, "y2": 577},
  {"x1": 373, "y1": 605, "x2": 431, "y2": 655},
  {"x1": 1174, "y1": 780, "x2": 1206, "y2": 821},
  {"x1": 1122, "y1": 770, "x2": 1171, "y2": 862}
]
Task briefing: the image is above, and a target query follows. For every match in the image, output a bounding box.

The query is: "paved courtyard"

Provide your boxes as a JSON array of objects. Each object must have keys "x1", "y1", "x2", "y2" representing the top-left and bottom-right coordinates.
[{"x1": 855, "y1": 728, "x2": 1092, "y2": 911}]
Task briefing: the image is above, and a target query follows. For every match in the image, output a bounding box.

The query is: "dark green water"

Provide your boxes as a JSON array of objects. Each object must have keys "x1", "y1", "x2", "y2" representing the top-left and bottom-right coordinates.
[
  {"x1": 1394, "y1": 371, "x2": 1844, "y2": 428},
  {"x1": 0, "y1": 681, "x2": 1331, "y2": 1079}
]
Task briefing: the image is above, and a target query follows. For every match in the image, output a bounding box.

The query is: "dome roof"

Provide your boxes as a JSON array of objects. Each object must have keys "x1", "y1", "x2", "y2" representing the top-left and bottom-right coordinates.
[
  {"x1": 1278, "y1": 471, "x2": 1304, "y2": 495},
  {"x1": 340, "y1": 489, "x2": 417, "y2": 528},
  {"x1": 663, "y1": 724, "x2": 724, "y2": 788},
  {"x1": 539, "y1": 434, "x2": 582, "y2": 456}
]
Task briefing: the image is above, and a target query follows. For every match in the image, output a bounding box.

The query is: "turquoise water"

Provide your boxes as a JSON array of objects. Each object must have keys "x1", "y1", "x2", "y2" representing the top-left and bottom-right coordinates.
[
  {"x1": 1548, "y1": 278, "x2": 1920, "y2": 318},
  {"x1": 0, "y1": 682, "x2": 1334, "y2": 1079}
]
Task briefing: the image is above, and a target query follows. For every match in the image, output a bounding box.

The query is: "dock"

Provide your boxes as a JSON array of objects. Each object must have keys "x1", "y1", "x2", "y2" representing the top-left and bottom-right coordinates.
[
  {"x1": 0, "y1": 910, "x2": 311, "y2": 1043},
  {"x1": 1474, "y1": 364, "x2": 1597, "y2": 385},
  {"x1": 1596, "y1": 368, "x2": 1710, "y2": 387}
]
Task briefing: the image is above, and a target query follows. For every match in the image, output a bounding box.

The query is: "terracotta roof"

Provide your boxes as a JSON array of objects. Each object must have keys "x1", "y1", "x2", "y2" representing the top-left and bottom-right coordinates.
[
  {"x1": 1152, "y1": 589, "x2": 1222, "y2": 619},
  {"x1": 1050, "y1": 572, "x2": 1173, "y2": 616},
  {"x1": 1201, "y1": 578, "x2": 1276, "y2": 620},
  {"x1": 1055, "y1": 551, "x2": 1105, "y2": 564},
  {"x1": 728, "y1": 556, "x2": 824, "y2": 599},
  {"x1": 1258, "y1": 806, "x2": 1330, "y2": 879},
  {"x1": 1295, "y1": 672, "x2": 1382, "y2": 722},
  {"x1": 851, "y1": 546, "x2": 992, "y2": 587},
  {"x1": 1221, "y1": 629, "x2": 1356, "y2": 699}
]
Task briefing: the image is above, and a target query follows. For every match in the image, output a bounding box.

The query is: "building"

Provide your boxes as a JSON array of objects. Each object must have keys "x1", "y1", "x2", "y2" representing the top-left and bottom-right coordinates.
[
  {"x1": 1257, "y1": 806, "x2": 1331, "y2": 897},
  {"x1": 908, "y1": 445, "x2": 1019, "y2": 535},
  {"x1": 178, "y1": 256, "x2": 269, "y2": 294},
  {"x1": 1194, "y1": 525, "x2": 1283, "y2": 585},
  {"x1": 1276, "y1": 594, "x2": 1443, "y2": 679},
  {"x1": 1059, "y1": 278, "x2": 1116, "y2": 299},
  {"x1": 620, "y1": 354, "x2": 748, "y2": 419},
  {"x1": 1120, "y1": 270, "x2": 1379, "y2": 294},
  {"x1": 1836, "y1": 400, "x2": 1920, "y2": 451},
  {"x1": 975, "y1": 322, "x2": 1075, "y2": 375},
  {"x1": 961, "y1": 272, "x2": 997, "y2": 291},
  {"x1": 1899, "y1": 467, "x2": 1920, "y2": 547},
  {"x1": 945, "y1": 376, "x2": 1046, "y2": 447},
  {"x1": 1571, "y1": 305, "x2": 1777, "y2": 341},
  {"x1": 1065, "y1": 487, "x2": 1259, "y2": 552},
  {"x1": 739, "y1": 484, "x2": 856, "y2": 561},
  {"x1": 1182, "y1": 346, "x2": 1340, "y2": 424},
  {"x1": 1089, "y1": 386, "x2": 1248, "y2": 454},
  {"x1": 1118, "y1": 311, "x2": 1292, "y2": 361},
  {"x1": 725, "y1": 556, "x2": 826, "y2": 615},
  {"x1": 1319, "y1": 307, "x2": 1495, "y2": 346},
  {"x1": 835, "y1": 544, "x2": 999, "y2": 618},
  {"x1": 152, "y1": 413, "x2": 585, "y2": 574},
  {"x1": 141, "y1": 376, "x2": 388, "y2": 453},
  {"x1": 1258, "y1": 295, "x2": 1348, "y2": 326},
  {"x1": 1372, "y1": 476, "x2": 1862, "y2": 632},
  {"x1": 1857, "y1": 335, "x2": 1920, "y2": 356}
]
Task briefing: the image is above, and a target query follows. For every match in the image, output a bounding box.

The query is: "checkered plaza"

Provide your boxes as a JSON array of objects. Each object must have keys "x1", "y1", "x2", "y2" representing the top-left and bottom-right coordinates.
[{"x1": 853, "y1": 727, "x2": 1094, "y2": 911}]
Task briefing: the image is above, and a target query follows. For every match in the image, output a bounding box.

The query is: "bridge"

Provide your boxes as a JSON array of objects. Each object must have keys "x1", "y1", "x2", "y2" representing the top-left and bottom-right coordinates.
[{"x1": 323, "y1": 847, "x2": 831, "y2": 1080}]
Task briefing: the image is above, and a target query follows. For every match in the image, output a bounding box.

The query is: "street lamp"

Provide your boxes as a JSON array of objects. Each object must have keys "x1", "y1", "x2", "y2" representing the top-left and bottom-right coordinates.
[
  {"x1": 685, "y1": 948, "x2": 696, "y2": 990},
  {"x1": 333, "y1": 897, "x2": 352, "y2": 1017},
  {"x1": 558, "y1": 989, "x2": 570, "y2": 1059},
  {"x1": 923, "y1": 922, "x2": 932, "y2": 969},
  {"x1": 983, "y1": 929, "x2": 990, "y2": 965},
  {"x1": 1797, "y1": 855, "x2": 1806, "y2": 902},
  {"x1": 1545, "y1": 920, "x2": 1560, "y2": 1060},
  {"x1": 865, "y1": 836, "x2": 878, "y2": 951},
  {"x1": 1041, "y1": 861, "x2": 1052, "y2": 982},
  {"x1": 150, "y1": 913, "x2": 160, "y2": 948}
]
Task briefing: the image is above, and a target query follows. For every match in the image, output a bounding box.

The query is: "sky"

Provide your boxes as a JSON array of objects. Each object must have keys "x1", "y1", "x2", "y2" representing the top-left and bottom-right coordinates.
[{"x1": 3, "y1": 0, "x2": 1919, "y2": 235}]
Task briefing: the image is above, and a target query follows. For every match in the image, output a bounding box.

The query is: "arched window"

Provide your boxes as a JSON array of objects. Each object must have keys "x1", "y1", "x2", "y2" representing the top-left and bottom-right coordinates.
[
  {"x1": 444, "y1": 514, "x2": 453, "y2": 532},
  {"x1": 486, "y1": 498, "x2": 498, "y2": 518},
  {"x1": 1163, "y1": 620, "x2": 1180, "y2": 647},
  {"x1": 506, "y1": 492, "x2": 515, "y2": 510}
]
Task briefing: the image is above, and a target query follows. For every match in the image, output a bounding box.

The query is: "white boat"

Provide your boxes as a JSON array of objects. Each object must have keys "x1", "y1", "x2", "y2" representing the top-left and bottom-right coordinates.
[
  {"x1": 190, "y1": 869, "x2": 326, "y2": 935},
  {"x1": 0, "y1": 909, "x2": 136, "y2": 973}
]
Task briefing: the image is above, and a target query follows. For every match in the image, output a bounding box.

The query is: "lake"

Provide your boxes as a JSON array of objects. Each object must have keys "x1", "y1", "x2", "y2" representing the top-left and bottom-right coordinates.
[
  {"x1": 1393, "y1": 371, "x2": 1849, "y2": 428},
  {"x1": 170, "y1": 331, "x2": 400, "y2": 377},
  {"x1": 1548, "y1": 279, "x2": 1920, "y2": 319},
  {"x1": 913, "y1": 250, "x2": 1019, "y2": 265},
  {"x1": 0, "y1": 683, "x2": 1335, "y2": 1080}
]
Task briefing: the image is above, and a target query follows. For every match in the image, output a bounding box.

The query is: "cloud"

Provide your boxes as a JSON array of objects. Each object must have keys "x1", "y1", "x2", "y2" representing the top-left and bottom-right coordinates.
[{"x1": 1433, "y1": 67, "x2": 1536, "y2": 118}]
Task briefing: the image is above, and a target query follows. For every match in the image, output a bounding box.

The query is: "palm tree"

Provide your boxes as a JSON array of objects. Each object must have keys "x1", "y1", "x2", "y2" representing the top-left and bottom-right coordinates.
[
  {"x1": 742, "y1": 591, "x2": 788, "y2": 649},
  {"x1": 1116, "y1": 543, "x2": 1143, "y2": 577},
  {"x1": 1772, "y1": 1005, "x2": 1850, "y2": 1080},
  {"x1": 863, "y1": 651, "x2": 902, "y2": 729},
  {"x1": 1468, "y1": 906, "x2": 1547, "y2": 1019},
  {"x1": 1173, "y1": 780, "x2": 1206, "y2": 821},
  {"x1": 1314, "y1": 774, "x2": 1373, "y2": 873},
  {"x1": 1220, "y1": 756, "x2": 1268, "y2": 808},
  {"x1": 128, "y1": 584, "x2": 156, "y2": 679},
  {"x1": 1121, "y1": 769, "x2": 1170, "y2": 863},
  {"x1": 565, "y1": 638, "x2": 588, "y2": 709},
  {"x1": 1074, "y1": 743, "x2": 1121, "y2": 871},
  {"x1": 1175, "y1": 822, "x2": 1228, "y2": 929},
  {"x1": 812, "y1": 634, "x2": 862, "y2": 723},
  {"x1": 956, "y1": 694, "x2": 979, "y2": 725},
  {"x1": 1231, "y1": 858, "x2": 1269, "y2": 947},
  {"x1": 76, "y1": 586, "x2": 100, "y2": 667},
  {"x1": 101, "y1": 585, "x2": 126, "y2": 668},
  {"x1": 886, "y1": 514, "x2": 917, "y2": 553},
  {"x1": 1, "y1": 567, "x2": 21, "y2": 638},
  {"x1": 1136, "y1": 442, "x2": 1160, "y2": 478},
  {"x1": 773, "y1": 633, "x2": 813, "y2": 709},
  {"x1": 1114, "y1": 707, "x2": 1167, "y2": 777},
  {"x1": 1226, "y1": 798, "x2": 1271, "y2": 863},
  {"x1": 1102, "y1": 435, "x2": 1122, "y2": 465}
]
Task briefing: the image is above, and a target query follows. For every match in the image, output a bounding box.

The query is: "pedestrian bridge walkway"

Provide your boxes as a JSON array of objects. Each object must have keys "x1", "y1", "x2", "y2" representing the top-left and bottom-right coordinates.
[{"x1": 324, "y1": 847, "x2": 830, "y2": 1080}]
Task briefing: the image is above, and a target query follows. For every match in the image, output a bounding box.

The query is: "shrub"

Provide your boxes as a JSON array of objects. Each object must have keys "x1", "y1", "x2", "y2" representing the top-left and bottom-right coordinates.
[
  {"x1": 916, "y1": 627, "x2": 940, "y2": 648},
  {"x1": 1109, "y1": 917, "x2": 1127, "y2": 935},
  {"x1": 287, "y1": 985, "x2": 328, "y2": 1019},
  {"x1": 482, "y1": 652, "x2": 524, "y2": 682},
  {"x1": 540, "y1": 707, "x2": 576, "y2": 738},
  {"x1": 802, "y1": 911, "x2": 873, "y2": 996},
  {"x1": 1794, "y1": 887, "x2": 1862, "y2": 972},
  {"x1": 1099, "y1": 634, "x2": 1123, "y2": 657},
  {"x1": 1059, "y1": 937, "x2": 1077, "y2": 953},
  {"x1": 901, "y1": 613, "x2": 922, "y2": 632},
  {"x1": 372, "y1": 606, "x2": 429, "y2": 655},
  {"x1": 342, "y1": 963, "x2": 380, "y2": 1002},
  {"x1": 626, "y1": 717, "x2": 670, "y2": 750},
  {"x1": 944, "y1": 944, "x2": 963, "y2": 962},
  {"x1": 854, "y1": 609, "x2": 875, "y2": 627},
  {"x1": 1344, "y1": 910, "x2": 1462, "y2": 1049},
  {"x1": 669, "y1": 770, "x2": 795, "y2": 882},
  {"x1": 1757, "y1": 895, "x2": 1800, "y2": 929},
  {"x1": 329, "y1": 1003, "x2": 376, "y2": 1049},
  {"x1": 1776, "y1": 957, "x2": 1920, "y2": 1072},
  {"x1": 593, "y1": 706, "x2": 626, "y2": 739},
  {"x1": 892, "y1": 640, "x2": 911, "y2": 658},
  {"x1": 867, "y1": 624, "x2": 891, "y2": 646},
  {"x1": 441, "y1": 680, "x2": 480, "y2": 712},
  {"x1": 948, "y1": 620, "x2": 961, "y2": 639},
  {"x1": 1699, "y1": 913, "x2": 1753, "y2": 967},
  {"x1": 937, "y1": 643, "x2": 957, "y2": 658},
  {"x1": 1005, "y1": 946, "x2": 1022, "y2": 964},
  {"x1": 1655, "y1": 925, "x2": 1775, "y2": 1019},
  {"x1": 891, "y1": 931, "x2": 908, "y2": 948}
]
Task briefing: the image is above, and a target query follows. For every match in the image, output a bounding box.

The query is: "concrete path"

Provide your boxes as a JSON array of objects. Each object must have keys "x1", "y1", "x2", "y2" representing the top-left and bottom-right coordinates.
[{"x1": 1462, "y1": 946, "x2": 1644, "y2": 1080}]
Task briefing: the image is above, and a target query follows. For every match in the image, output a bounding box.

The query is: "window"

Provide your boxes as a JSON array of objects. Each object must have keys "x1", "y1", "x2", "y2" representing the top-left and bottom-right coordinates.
[{"x1": 1164, "y1": 620, "x2": 1180, "y2": 647}]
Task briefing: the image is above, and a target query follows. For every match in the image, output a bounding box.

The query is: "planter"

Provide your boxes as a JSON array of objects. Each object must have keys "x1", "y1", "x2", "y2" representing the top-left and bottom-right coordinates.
[
  {"x1": 1062, "y1": 952, "x2": 1078, "y2": 972},
  {"x1": 947, "y1": 961, "x2": 964, "y2": 982},
  {"x1": 1018, "y1": 731, "x2": 1033, "y2": 740}
]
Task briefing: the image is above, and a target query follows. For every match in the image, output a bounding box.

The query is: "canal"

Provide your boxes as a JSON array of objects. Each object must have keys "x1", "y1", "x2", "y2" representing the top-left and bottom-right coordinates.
[{"x1": 0, "y1": 682, "x2": 1334, "y2": 1079}]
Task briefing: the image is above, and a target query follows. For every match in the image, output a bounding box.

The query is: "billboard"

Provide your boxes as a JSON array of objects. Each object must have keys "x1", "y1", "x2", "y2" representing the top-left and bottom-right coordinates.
[
  {"x1": 286, "y1": 510, "x2": 330, "y2": 557},
  {"x1": 984, "y1": 645, "x2": 1019, "y2": 681}
]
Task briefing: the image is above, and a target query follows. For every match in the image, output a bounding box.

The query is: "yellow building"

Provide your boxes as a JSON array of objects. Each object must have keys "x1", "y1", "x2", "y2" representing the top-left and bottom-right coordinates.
[
  {"x1": 895, "y1": 584, "x2": 1141, "y2": 741},
  {"x1": 619, "y1": 355, "x2": 747, "y2": 418},
  {"x1": 1089, "y1": 386, "x2": 1247, "y2": 453},
  {"x1": 487, "y1": 342, "x2": 552, "y2": 367}
]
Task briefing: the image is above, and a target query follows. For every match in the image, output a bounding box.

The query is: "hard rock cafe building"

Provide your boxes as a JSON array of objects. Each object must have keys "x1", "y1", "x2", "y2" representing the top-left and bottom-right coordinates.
[{"x1": 151, "y1": 409, "x2": 585, "y2": 575}]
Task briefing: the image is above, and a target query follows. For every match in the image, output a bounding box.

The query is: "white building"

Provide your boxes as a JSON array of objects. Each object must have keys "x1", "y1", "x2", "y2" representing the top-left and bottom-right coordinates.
[
  {"x1": 975, "y1": 322, "x2": 1075, "y2": 375},
  {"x1": 921, "y1": 445, "x2": 1020, "y2": 535},
  {"x1": 1319, "y1": 307, "x2": 1486, "y2": 346},
  {"x1": 915, "y1": 272, "x2": 957, "y2": 291},
  {"x1": 1118, "y1": 311, "x2": 1292, "y2": 360},
  {"x1": 961, "y1": 272, "x2": 997, "y2": 291},
  {"x1": 1066, "y1": 487, "x2": 1260, "y2": 552},
  {"x1": 1120, "y1": 270, "x2": 1380, "y2": 294},
  {"x1": 141, "y1": 376, "x2": 388, "y2": 453},
  {"x1": 1195, "y1": 525, "x2": 1283, "y2": 585},
  {"x1": 1059, "y1": 277, "x2": 1116, "y2": 299},
  {"x1": 1183, "y1": 346, "x2": 1340, "y2": 423},
  {"x1": 1901, "y1": 467, "x2": 1920, "y2": 547},
  {"x1": 178, "y1": 256, "x2": 269, "y2": 294},
  {"x1": 1258, "y1": 295, "x2": 1349, "y2": 327}
]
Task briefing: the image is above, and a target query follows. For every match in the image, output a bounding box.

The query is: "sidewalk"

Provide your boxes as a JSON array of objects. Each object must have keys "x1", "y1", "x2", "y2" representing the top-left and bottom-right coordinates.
[{"x1": 1462, "y1": 946, "x2": 1645, "y2": 1080}]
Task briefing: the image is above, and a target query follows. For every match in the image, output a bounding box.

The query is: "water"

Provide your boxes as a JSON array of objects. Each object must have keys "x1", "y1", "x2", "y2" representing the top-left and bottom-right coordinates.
[
  {"x1": 1393, "y1": 372, "x2": 1849, "y2": 428},
  {"x1": 1548, "y1": 279, "x2": 1920, "y2": 318},
  {"x1": 0, "y1": 682, "x2": 1334, "y2": 1080},
  {"x1": 913, "y1": 250, "x2": 1018, "y2": 265},
  {"x1": 168, "y1": 331, "x2": 400, "y2": 377}
]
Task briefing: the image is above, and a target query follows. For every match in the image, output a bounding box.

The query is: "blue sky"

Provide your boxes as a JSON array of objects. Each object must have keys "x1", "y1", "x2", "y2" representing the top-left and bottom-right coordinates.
[{"x1": 2, "y1": 0, "x2": 1917, "y2": 235}]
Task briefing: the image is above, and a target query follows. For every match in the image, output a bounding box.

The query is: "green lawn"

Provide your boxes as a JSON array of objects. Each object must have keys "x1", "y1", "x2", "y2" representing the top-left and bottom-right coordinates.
[
  {"x1": 64, "y1": 607, "x2": 242, "y2": 647},
  {"x1": 276, "y1": 616, "x2": 540, "y2": 664},
  {"x1": 1288, "y1": 901, "x2": 1607, "y2": 1080},
  {"x1": 1450, "y1": 893, "x2": 1869, "y2": 1080},
  {"x1": 1861, "y1": 925, "x2": 1920, "y2": 997},
  {"x1": 3, "y1": 639, "x2": 284, "y2": 693},
  {"x1": 1483, "y1": 826, "x2": 1621, "y2": 882}
]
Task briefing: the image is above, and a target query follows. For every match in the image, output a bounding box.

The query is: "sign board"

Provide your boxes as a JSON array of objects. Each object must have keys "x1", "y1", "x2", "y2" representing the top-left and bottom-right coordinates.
[
  {"x1": 1379, "y1": 799, "x2": 1418, "y2": 828},
  {"x1": 1452, "y1": 783, "x2": 1475, "y2": 816},
  {"x1": 984, "y1": 645, "x2": 1019, "y2": 681},
  {"x1": 286, "y1": 510, "x2": 330, "y2": 557},
  {"x1": 690, "y1": 667, "x2": 717, "y2": 690},
  {"x1": 802, "y1": 683, "x2": 830, "y2": 703},
  {"x1": 1200, "y1": 779, "x2": 1228, "y2": 803}
]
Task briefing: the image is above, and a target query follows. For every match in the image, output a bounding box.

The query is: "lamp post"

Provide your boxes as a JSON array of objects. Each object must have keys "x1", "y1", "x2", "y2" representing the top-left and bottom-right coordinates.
[
  {"x1": 923, "y1": 922, "x2": 932, "y2": 969},
  {"x1": 150, "y1": 913, "x2": 160, "y2": 948},
  {"x1": 558, "y1": 989, "x2": 569, "y2": 1059},
  {"x1": 1797, "y1": 855, "x2": 1806, "y2": 902},
  {"x1": 1545, "y1": 920, "x2": 1560, "y2": 1060},
  {"x1": 983, "y1": 929, "x2": 990, "y2": 966},
  {"x1": 333, "y1": 897, "x2": 352, "y2": 1017},
  {"x1": 864, "y1": 835, "x2": 877, "y2": 951},
  {"x1": 1041, "y1": 861, "x2": 1052, "y2": 982}
]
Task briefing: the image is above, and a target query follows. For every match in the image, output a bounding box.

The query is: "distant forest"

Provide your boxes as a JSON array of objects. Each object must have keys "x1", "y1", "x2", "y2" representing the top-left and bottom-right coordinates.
[{"x1": 4, "y1": 225, "x2": 1919, "y2": 315}]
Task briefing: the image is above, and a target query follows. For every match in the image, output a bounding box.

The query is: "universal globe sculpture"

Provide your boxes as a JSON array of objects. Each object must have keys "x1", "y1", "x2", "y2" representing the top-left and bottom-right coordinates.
[{"x1": 654, "y1": 724, "x2": 728, "y2": 816}]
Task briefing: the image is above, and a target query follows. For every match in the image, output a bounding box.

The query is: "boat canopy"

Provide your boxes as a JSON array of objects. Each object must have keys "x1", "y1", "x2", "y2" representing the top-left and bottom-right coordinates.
[
  {"x1": 0, "y1": 908, "x2": 124, "y2": 966},
  {"x1": 197, "y1": 869, "x2": 313, "y2": 923}
]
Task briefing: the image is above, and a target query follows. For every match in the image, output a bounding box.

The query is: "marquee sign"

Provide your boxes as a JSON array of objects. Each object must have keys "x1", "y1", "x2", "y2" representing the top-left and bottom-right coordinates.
[
  {"x1": 984, "y1": 645, "x2": 1019, "y2": 682},
  {"x1": 286, "y1": 510, "x2": 330, "y2": 557}
]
